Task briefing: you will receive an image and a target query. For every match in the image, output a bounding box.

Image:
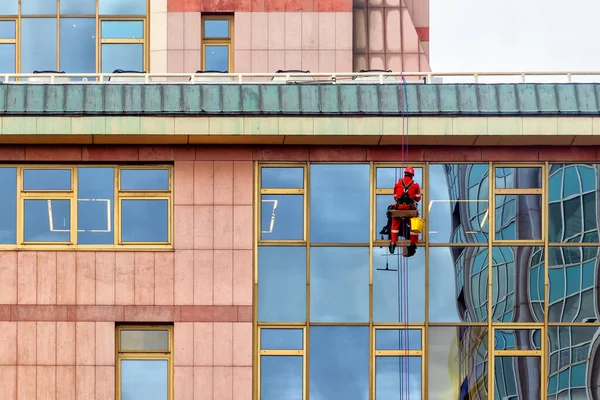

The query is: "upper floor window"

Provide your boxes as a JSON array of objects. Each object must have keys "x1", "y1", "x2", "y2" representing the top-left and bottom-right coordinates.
[
  {"x1": 0, "y1": 0, "x2": 147, "y2": 75},
  {"x1": 201, "y1": 14, "x2": 232, "y2": 73}
]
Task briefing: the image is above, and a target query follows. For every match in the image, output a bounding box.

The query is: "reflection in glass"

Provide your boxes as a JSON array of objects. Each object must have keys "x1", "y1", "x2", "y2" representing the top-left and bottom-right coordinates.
[
  {"x1": 78, "y1": 168, "x2": 114, "y2": 245},
  {"x1": 310, "y1": 326, "x2": 369, "y2": 400},
  {"x1": 21, "y1": 18, "x2": 57, "y2": 73},
  {"x1": 495, "y1": 167, "x2": 542, "y2": 189},
  {"x1": 428, "y1": 327, "x2": 488, "y2": 400},
  {"x1": 23, "y1": 169, "x2": 71, "y2": 191},
  {"x1": 258, "y1": 247, "x2": 306, "y2": 322},
  {"x1": 310, "y1": 247, "x2": 369, "y2": 322},
  {"x1": 261, "y1": 329, "x2": 303, "y2": 350},
  {"x1": 24, "y1": 199, "x2": 70, "y2": 242},
  {"x1": 120, "y1": 330, "x2": 169, "y2": 351},
  {"x1": 0, "y1": 21, "x2": 15, "y2": 38},
  {"x1": 495, "y1": 194, "x2": 542, "y2": 240},
  {"x1": 60, "y1": 18, "x2": 96, "y2": 74},
  {"x1": 376, "y1": 167, "x2": 422, "y2": 189},
  {"x1": 101, "y1": 43, "x2": 143, "y2": 73},
  {"x1": 261, "y1": 356, "x2": 303, "y2": 400},
  {"x1": 428, "y1": 247, "x2": 488, "y2": 323},
  {"x1": 261, "y1": 195, "x2": 303, "y2": 240},
  {"x1": 99, "y1": 0, "x2": 147, "y2": 15},
  {"x1": 102, "y1": 21, "x2": 144, "y2": 39},
  {"x1": 376, "y1": 329, "x2": 421, "y2": 351},
  {"x1": 376, "y1": 357, "x2": 421, "y2": 400},
  {"x1": 548, "y1": 246, "x2": 599, "y2": 323},
  {"x1": 0, "y1": 168, "x2": 17, "y2": 244},
  {"x1": 373, "y1": 246, "x2": 424, "y2": 322},
  {"x1": 60, "y1": 0, "x2": 96, "y2": 14},
  {"x1": 261, "y1": 167, "x2": 303, "y2": 188},
  {"x1": 121, "y1": 200, "x2": 168, "y2": 242},
  {"x1": 494, "y1": 357, "x2": 540, "y2": 399},
  {"x1": 204, "y1": 20, "x2": 229, "y2": 38},
  {"x1": 204, "y1": 45, "x2": 229, "y2": 72},
  {"x1": 428, "y1": 164, "x2": 489, "y2": 243},
  {"x1": 0, "y1": 0, "x2": 17, "y2": 15},
  {"x1": 121, "y1": 359, "x2": 168, "y2": 400},
  {"x1": 310, "y1": 164, "x2": 370, "y2": 243},
  {"x1": 120, "y1": 169, "x2": 169, "y2": 191},
  {"x1": 0, "y1": 44, "x2": 16, "y2": 74},
  {"x1": 21, "y1": 0, "x2": 57, "y2": 14},
  {"x1": 494, "y1": 329, "x2": 541, "y2": 350}
]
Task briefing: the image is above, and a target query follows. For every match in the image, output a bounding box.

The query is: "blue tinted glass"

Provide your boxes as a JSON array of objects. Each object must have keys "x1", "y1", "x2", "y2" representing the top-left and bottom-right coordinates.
[
  {"x1": 310, "y1": 326, "x2": 369, "y2": 400},
  {"x1": 24, "y1": 199, "x2": 70, "y2": 242},
  {"x1": 310, "y1": 247, "x2": 369, "y2": 322},
  {"x1": 261, "y1": 329, "x2": 303, "y2": 350},
  {"x1": 374, "y1": 246, "x2": 425, "y2": 323},
  {"x1": 494, "y1": 329, "x2": 541, "y2": 350},
  {"x1": 260, "y1": 356, "x2": 302, "y2": 400},
  {"x1": 121, "y1": 200, "x2": 168, "y2": 242},
  {"x1": 261, "y1": 195, "x2": 303, "y2": 240},
  {"x1": 204, "y1": 20, "x2": 229, "y2": 38},
  {"x1": 495, "y1": 194, "x2": 542, "y2": 241},
  {"x1": 495, "y1": 167, "x2": 541, "y2": 189},
  {"x1": 61, "y1": 0, "x2": 95, "y2": 14},
  {"x1": 60, "y1": 18, "x2": 96, "y2": 74},
  {"x1": 376, "y1": 357, "x2": 422, "y2": 399},
  {"x1": 21, "y1": 18, "x2": 57, "y2": 73},
  {"x1": 101, "y1": 43, "x2": 143, "y2": 73},
  {"x1": 120, "y1": 169, "x2": 169, "y2": 191},
  {"x1": 376, "y1": 329, "x2": 422, "y2": 351},
  {"x1": 102, "y1": 21, "x2": 144, "y2": 39},
  {"x1": 23, "y1": 169, "x2": 71, "y2": 190},
  {"x1": 494, "y1": 356, "x2": 539, "y2": 398},
  {"x1": 78, "y1": 168, "x2": 114, "y2": 245},
  {"x1": 121, "y1": 359, "x2": 168, "y2": 400},
  {"x1": 22, "y1": 0, "x2": 57, "y2": 14},
  {"x1": 261, "y1": 167, "x2": 303, "y2": 188},
  {"x1": 0, "y1": 21, "x2": 15, "y2": 38},
  {"x1": 0, "y1": 168, "x2": 17, "y2": 244},
  {"x1": 310, "y1": 164, "x2": 370, "y2": 243},
  {"x1": 377, "y1": 167, "x2": 423, "y2": 189},
  {"x1": 99, "y1": 0, "x2": 146, "y2": 15},
  {"x1": 205, "y1": 45, "x2": 229, "y2": 72},
  {"x1": 0, "y1": 44, "x2": 16, "y2": 74},
  {"x1": 258, "y1": 247, "x2": 306, "y2": 322},
  {"x1": 0, "y1": 0, "x2": 17, "y2": 15}
]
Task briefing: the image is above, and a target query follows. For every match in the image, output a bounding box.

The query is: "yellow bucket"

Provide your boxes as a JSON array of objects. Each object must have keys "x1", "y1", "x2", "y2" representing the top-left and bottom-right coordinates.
[{"x1": 410, "y1": 217, "x2": 424, "y2": 234}]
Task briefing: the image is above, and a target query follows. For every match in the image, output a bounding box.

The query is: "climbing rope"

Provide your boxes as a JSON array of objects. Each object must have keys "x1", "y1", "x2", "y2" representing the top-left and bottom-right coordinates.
[{"x1": 400, "y1": 73, "x2": 410, "y2": 400}]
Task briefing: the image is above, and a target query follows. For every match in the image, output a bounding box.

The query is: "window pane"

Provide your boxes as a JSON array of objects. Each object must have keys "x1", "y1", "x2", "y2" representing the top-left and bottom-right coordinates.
[
  {"x1": 23, "y1": 169, "x2": 71, "y2": 191},
  {"x1": 60, "y1": 18, "x2": 96, "y2": 74},
  {"x1": 261, "y1": 195, "x2": 303, "y2": 240},
  {"x1": 24, "y1": 199, "x2": 70, "y2": 242},
  {"x1": 429, "y1": 247, "x2": 488, "y2": 323},
  {"x1": 21, "y1": 0, "x2": 57, "y2": 14},
  {"x1": 0, "y1": 0, "x2": 17, "y2": 15},
  {"x1": 0, "y1": 44, "x2": 15, "y2": 75},
  {"x1": 120, "y1": 169, "x2": 169, "y2": 191},
  {"x1": 204, "y1": 45, "x2": 228, "y2": 72},
  {"x1": 78, "y1": 168, "x2": 114, "y2": 245},
  {"x1": 99, "y1": 0, "x2": 147, "y2": 15},
  {"x1": 494, "y1": 357, "x2": 541, "y2": 399},
  {"x1": 495, "y1": 194, "x2": 542, "y2": 240},
  {"x1": 310, "y1": 164, "x2": 370, "y2": 243},
  {"x1": 310, "y1": 247, "x2": 369, "y2": 322},
  {"x1": 428, "y1": 326, "x2": 488, "y2": 400},
  {"x1": 61, "y1": 0, "x2": 95, "y2": 14},
  {"x1": 204, "y1": 19, "x2": 229, "y2": 38},
  {"x1": 310, "y1": 326, "x2": 369, "y2": 400},
  {"x1": 428, "y1": 164, "x2": 489, "y2": 243},
  {"x1": 376, "y1": 167, "x2": 423, "y2": 189},
  {"x1": 374, "y1": 246, "x2": 424, "y2": 323},
  {"x1": 495, "y1": 167, "x2": 542, "y2": 189},
  {"x1": 261, "y1": 167, "x2": 303, "y2": 188},
  {"x1": 101, "y1": 43, "x2": 143, "y2": 73},
  {"x1": 121, "y1": 359, "x2": 168, "y2": 400},
  {"x1": 376, "y1": 357, "x2": 422, "y2": 399},
  {"x1": 121, "y1": 200, "x2": 168, "y2": 243},
  {"x1": 261, "y1": 329, "x2": 303, "y2": 350},
  {"x1": 376, "y1": 329, "x2": 422, "y2": 351},
  {"x1": 0, "y1": 168, "x2": 17, "y2": 244},
  {"x1": 102, "y1": 21, "x2": 144, "y2": 39},
  {"x1": 21, "y1": 18, "x2": 57, "y2": 73},
  {"x1": 258, "y1": 247, "x2": 306, "y2": 322},
  {"x1": 260, "y1": 356, "x2": 302, "y2": 400},
  {"x1": 494, "y1": 329, "x2": 541, "y2": 351},
  {"x1": 0, "y1": 21, "x2": 15, "y2": 38},
  {"x1": 120, "y1": 330, "x2": 169, "y2": 351}
]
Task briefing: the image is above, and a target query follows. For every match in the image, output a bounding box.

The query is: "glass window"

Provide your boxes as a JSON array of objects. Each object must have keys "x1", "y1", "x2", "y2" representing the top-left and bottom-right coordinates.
[
  {"x1": 78, "y1": 168, "x2": 114, "y2": 245},
  {"x1": 0, "y1": 20, "x2": 15, "y2": 38},
  {"x1": 120, "y1": 169, "x2": 169, "y2": 191},
  {"x1": 258, "y1": 247, "x2": 306, "y2": 322},
  {"x1": 494, "y1": 356, "x2": 541, "y2": 399},
  {"x1": 0, "y1": 44, "x2": 16, "y2": 74},
  {"x1": 121, "y1": 199, "x2": 168, "y2": 243},
  {"x1": 204, "y1": 45, "x2": 229, "y2": 72},
  {"x1": 261, "y1": 195, "x2": 303, "y2": 240},
  {"x1": 375, "y1": 357, "x2": 422, "y2": 399},
  {"x1": 494, "y1": 194, "x2": 542, "y2": 240},
  {"x1": 23, "y1": 169, "x2": 71, "y2": 191},
  {"x1": 120, "y1": 330, "x2": 169, "y2": 351},
  {"x1": 261, "y1": 167, "x2": 303, "y2": 188},
  {"x1": 102, "y1": 21, "x2": 144, "y2": 39},
  {"x1": 204, "y1": 19, "x2": 229, "y2": 38},
  {"x1": 493, "y1": 329, "x2": 541, "y2": 351},
  {"x1": 0, "y1": 0, "x2": 17, "y2": 15},
  {"x1": 261, "y1": 329, "x2": 303, "y2": 350},
  {"x1": 0, "y1": 168, "x2": 17, "y2": 244},
  {"x1": 120, "y1": 359, "x2": 168, "y2": 400},
  {"x1": 20, "y1": 18, "x2": 57, "y2": 73},
  {"x1": 23, "y1": 199, "x2": 71, "y2": 242},
  {"x1": 60, "y1": 0, "x2": 96, "y2": 14},
  {"x1": 310, "y1": 164, "x2": 370, "y2": 243},
  {"x1": 429, "y1": 247, "x2": 489, "y2": 323},
  {"x1": 310, "y1": 247, "x2": 369, "y2": 322},
  {"x1": 428, "y1": 164, "x2": 489, "y2": 243},
  {"x1": 375, "y1": 329, "x2": 422, "y2": 351},
  {"x1": 373, "y1": 246, "x2": 425, "y2": 322},
  {"x1": 495, "y1": 167, "x2": 542, "y2": 189},
  {"x1": 101, "y1": 43, "x2": 143, "y2": 73},
  {"x1": 99, "y1": 0, "x2": 147, "y2": 15},
  {"x1": 260, "y1": 356, "x2": 303, "y2": 400},
  {"x1": 310, "y1": 326, "x2": 369, "y2": 400},
  {"x1": 60, "y1": 18, "x2": 96, "y2": 74},
  {"x1": 21, "y1": 0, "x2": 57, "y2": 14},
  {"x1": 376, "y1": 167, "x2": 423, "y2": 189}
]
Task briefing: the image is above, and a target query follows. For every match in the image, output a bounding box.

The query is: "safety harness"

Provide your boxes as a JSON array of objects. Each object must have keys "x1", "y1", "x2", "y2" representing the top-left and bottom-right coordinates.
[{"x1": 396, "y1": 179, "x2": 415, "y2": 206}]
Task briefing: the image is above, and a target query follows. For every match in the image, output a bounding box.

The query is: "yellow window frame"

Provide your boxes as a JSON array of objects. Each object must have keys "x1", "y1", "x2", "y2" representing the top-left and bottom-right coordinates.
[
  {"x1": 0, "y1": 17, "x2": 17, "y2": 73},
  {"x1": 98, "y1": 16, "x2": 147, "y2": 74},
  {"x1": 201, "y1": 14, "x2": 233, "y2": 73},
  {"x1": 116, "y1": 324, "x2": 174, "y2": 400}
]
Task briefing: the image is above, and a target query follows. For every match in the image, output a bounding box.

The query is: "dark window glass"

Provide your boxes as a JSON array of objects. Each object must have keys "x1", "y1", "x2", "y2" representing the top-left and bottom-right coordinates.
[
  {"x1": 99, "y1": 0, "x2": 147, "y2": 15},
  {"x1": 120, "y1": 330, "x2": 169, "y2": 351},
  {"x1": 261, "y1": 167, "x2": 303, "y2": 188},
  {"x1": 309, "y1": 326, "x2": 369, "y2": 400},
  {"x1": 376, "y1": 357, "x2": 422, "y2": 399},
  {"x1": 101, "y1": 43, "x2": 143, "y2": 73},
  {"x1": 60, "y1": 18, "x2": 96, "y2": 74},
  {"x1": 60, "y1": 0, "x2": 96, "y2": 14},
  {"x1": 494, "y1": 356, "x2": 541, "y2": 399},
  {"x1": 21, "y1": 18, "x2": 57, "y2": 73},
  {"x1": 495, "y1": 194, "x2": 542, "y2": 240},
  {"x1": 120, "y1": 359, "x2": 168, "y2": 400},
  {"x1": 24, "y1": 199, "x2": 70, "y2": 242},
  {"x1": 495, "y1": 167, "x2": 542, "y2": 189},
  {"x1": 258, "y1": 247, "x2": 306, "y2": 322},
  {"x1": 121, "y1": 199, "x2": 168, "y2": 243},
  {"x1": 494, "y1": 329, "x2": 541, "y2": 351},
  {"x1": 204, "y1": 20, "x2": 229, "y2": 38},
  {"x1": 102, "y1": 21, "x2": 144, "y2": 39},
  {"x1": 120, "y1": 169, "x2": 169, "y2": 191},
  {"x1": 0, "y1": 0, "x2": 17, "y2": 15},
  {"x1": 0, "y1": 44, "x2": 16, "y2": 74},
  {"x1": 261, "y1": 329, "x2": 303, "y2": 350},
  {"x1": 260, "y1": 356, "x2": 303, "y2": 400},
  {"x1": 261, "y1": 195, "x2": 303, "y2": 240},
  {"x1": 21, "y1": 0, "x2": 57, "y2": 14},
  {"x1": 0, "y1": 20, "x2": 16, "y2": 38},
  {"x1": 204, "y1": 45, "x2": 228, "y2": 72},
  {"x1": 23, "y1": 169, "x2": 71, "y2": 191},
  {"x1": 375, "y1": 329, "x2": 421, "y2": 351},
  {"x1": 0, "y1": 168, "x2": 17, "y2": 244},
  {"x1": 78, "y1": 168, "x2": 114, "y2": 245}
]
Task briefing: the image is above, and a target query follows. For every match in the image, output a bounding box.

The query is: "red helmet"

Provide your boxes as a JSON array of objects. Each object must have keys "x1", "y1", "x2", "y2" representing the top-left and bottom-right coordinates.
[{"x1": 404, "y1": 166, "x2": 415, "y2": 176}]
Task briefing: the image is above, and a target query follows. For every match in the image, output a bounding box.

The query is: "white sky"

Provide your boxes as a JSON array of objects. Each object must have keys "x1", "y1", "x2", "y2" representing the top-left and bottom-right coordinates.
[{"x1": 429, "y1": 0, "x2": 600, "y2": 73}]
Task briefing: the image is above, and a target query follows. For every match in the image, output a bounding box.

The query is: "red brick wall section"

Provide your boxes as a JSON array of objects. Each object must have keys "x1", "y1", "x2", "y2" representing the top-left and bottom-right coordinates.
[{"x1": 167, "y1": 0, "x2": 352, "y2": 12}]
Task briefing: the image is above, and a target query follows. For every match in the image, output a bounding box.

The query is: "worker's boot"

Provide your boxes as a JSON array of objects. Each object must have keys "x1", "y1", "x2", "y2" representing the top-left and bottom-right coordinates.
[
  {"x1": 404, "y1": 243, "x2": 417, "y2": 258},
  {"x1": 389, "y1": 241, "x2": 396, "y2": 254}
]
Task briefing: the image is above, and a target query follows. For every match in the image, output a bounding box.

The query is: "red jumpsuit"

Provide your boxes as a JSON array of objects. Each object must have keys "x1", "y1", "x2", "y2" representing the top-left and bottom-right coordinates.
[{"x1": 390, "y1": 176, "x2": 421, "y2": 244}]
